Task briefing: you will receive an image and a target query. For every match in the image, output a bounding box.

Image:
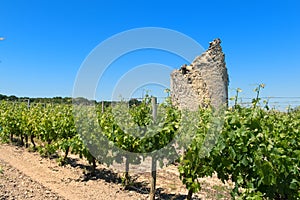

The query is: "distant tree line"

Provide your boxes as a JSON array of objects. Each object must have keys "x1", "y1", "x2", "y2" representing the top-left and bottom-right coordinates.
[
  {"x1": 0, "y1": 94, "x2": 73, "y2": 104},
  {"x1": 0, "y1": 94, "x2": 142, "y2": 106}
]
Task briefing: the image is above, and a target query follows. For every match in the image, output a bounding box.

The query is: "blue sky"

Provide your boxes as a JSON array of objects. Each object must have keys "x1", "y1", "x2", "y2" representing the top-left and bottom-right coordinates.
[{"x1": 0, "y1": 0, "x2": 299, "y2": 107}]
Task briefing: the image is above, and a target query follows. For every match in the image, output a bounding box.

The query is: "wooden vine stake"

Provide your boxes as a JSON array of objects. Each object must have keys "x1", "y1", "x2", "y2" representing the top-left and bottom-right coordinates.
[{"x1": 150, "y1": 97, "x2": 157, "y2": 200}]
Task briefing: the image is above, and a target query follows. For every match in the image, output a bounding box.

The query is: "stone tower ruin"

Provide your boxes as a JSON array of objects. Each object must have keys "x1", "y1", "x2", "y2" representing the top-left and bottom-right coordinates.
[{"x1": 170, "y1": 38, "x2": 229, "y2": 110}]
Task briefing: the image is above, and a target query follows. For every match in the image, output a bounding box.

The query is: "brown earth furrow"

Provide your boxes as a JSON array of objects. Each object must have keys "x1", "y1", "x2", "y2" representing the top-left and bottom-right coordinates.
[{"x1": 0, "y1": 144, "x2": 147, "y2": 200}]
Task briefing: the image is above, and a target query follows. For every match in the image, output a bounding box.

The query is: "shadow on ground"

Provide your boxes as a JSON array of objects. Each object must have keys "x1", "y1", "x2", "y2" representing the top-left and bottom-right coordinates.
[{"x1": 63, "y1": 157, "x2": 198, "y2": 200}]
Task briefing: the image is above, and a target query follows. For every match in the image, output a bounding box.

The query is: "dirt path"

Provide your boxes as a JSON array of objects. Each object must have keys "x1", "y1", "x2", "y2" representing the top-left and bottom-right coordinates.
[
  {"x1": 0, "y1": 144, "x2": 231, "y2": 199},
  {"x1": 0, "y1": 144, "x2": 147, "y2": 200},
  {"x1": 0, "y1": 159, "x2": 63, "y2": 200}
]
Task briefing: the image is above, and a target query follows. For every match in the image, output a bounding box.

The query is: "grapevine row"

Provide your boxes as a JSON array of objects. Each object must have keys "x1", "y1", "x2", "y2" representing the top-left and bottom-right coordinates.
[{"x1": 0, "y1": 91, "x2": 299, "y2": 199}]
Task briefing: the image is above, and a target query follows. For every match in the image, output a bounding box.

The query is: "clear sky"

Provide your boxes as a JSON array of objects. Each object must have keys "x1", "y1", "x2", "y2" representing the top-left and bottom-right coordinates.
[{"x1": 0, "y1": 0, "x2": 299, "y2": 107}]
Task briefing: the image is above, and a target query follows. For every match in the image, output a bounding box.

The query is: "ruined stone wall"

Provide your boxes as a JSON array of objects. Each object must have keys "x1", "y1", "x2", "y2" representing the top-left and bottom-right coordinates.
[{"x1": 170, "y1": 38, "x2": 228, "y2": 110}]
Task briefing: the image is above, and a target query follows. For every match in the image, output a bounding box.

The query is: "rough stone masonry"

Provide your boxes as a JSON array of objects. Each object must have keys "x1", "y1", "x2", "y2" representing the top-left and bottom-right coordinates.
[{"x1": 170, "y1": 38, "x2": 229, "y2": 110}]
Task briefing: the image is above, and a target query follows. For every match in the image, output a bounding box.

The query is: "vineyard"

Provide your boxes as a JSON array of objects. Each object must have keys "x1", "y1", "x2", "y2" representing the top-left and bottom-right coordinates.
[{"x1": 0, "y1": 87, "x2": 299, "y2": 200}]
